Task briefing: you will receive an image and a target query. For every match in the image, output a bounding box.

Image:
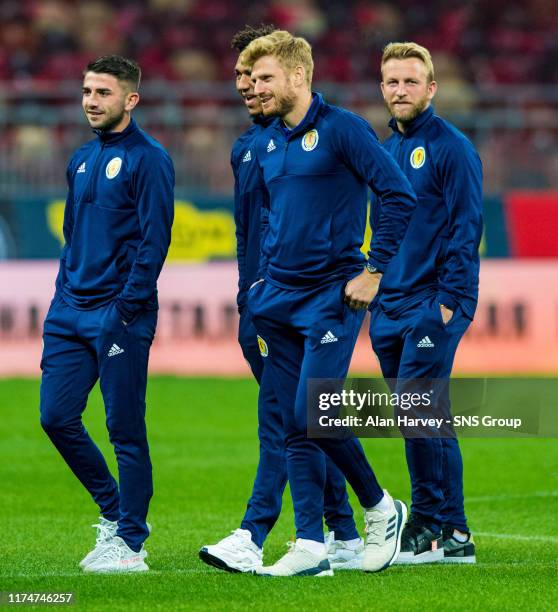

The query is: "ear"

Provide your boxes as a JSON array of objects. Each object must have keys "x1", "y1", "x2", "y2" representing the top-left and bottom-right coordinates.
[
  {"x1": 125, "y1": 92, "x2": 140, "y2": 112},
  {"x1": 427, "y1": 80, "x2": 437, "y2": 101},
  {"x1": 380, "y1": 81, "x2": 386, "y2": 100},
  {"x1": 292, "y1": 65, "x2": 306, "y2": 88}
]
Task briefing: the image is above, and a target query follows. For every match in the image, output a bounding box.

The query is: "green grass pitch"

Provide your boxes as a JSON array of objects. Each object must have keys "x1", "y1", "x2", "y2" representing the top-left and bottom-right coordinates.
[{"x1": 1, "y1": 377, "x2": 557, "y2": 611}]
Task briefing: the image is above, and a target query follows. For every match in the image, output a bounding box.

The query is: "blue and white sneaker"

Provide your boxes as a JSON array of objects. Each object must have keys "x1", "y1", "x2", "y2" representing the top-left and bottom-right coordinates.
[
  {"x1": 362, "y1": 491, "x2": 407, "y2": 572},
  {"x1": 326, "y1": 532, "x2": 364, "y2": 570},
  {"x1": 256, "y1": 540, "x2": 333, "y2": 577}
]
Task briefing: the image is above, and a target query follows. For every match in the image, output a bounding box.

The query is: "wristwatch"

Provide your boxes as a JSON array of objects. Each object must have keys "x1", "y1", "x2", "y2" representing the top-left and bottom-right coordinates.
[{"x1": 366, "y1": 261, "x2": 381, "y2": 275}]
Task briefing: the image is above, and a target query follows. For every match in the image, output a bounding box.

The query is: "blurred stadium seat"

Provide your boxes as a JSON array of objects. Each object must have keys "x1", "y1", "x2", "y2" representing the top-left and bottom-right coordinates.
[{"x1": 1, "y1": 0, "x2": 557, "y2": 375}]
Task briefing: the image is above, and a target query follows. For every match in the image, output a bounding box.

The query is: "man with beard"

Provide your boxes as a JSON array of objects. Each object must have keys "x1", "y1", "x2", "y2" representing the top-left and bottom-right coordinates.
[
  {"x1": 199, "y1": 26, "x2": 365, "y2": 574},
  {"x1": 369, "y1": 42, "x2": 482, "y2": 564},
  {"x1": 240, "y1": 31, "x2": 417, "y2": 576},
  {"x1": 40, "y1": 55, "x2": 174, "y2": 572}
]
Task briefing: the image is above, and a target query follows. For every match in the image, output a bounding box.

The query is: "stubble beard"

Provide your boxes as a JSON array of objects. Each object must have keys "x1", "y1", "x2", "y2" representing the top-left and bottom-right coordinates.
[
  {"x1": 387, "y1": 95, "x2": 430, "y2": 126},
  {"x1": 87, "y1": 107, "x2": 126, "y2": 132},
  {"x1": 274, "y1": 86, "x2": 297, "y2": 118}
]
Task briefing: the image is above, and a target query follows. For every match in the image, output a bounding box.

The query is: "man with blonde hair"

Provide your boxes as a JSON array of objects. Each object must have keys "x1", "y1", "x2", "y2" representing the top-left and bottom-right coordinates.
[
  {"x1": 369, "y1": 41, "x2": 482, "y2": 564},
  {"x1": 241, "y1": 31, "x2": 418, "y2": 576}
]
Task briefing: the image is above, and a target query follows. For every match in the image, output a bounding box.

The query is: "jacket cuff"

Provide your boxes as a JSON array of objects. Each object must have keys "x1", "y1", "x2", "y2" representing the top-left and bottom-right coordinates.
[{"x1": 365, "y1": 255, "x2": 385, "y2": 274}]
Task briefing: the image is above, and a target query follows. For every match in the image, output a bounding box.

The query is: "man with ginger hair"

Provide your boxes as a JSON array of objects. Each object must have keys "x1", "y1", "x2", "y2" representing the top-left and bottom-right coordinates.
[
  {"x1": 240, "y1": 31, "x2": 418, "y2": 576},
  {"x1": 370, "y1": 42, "x2": 482, "y2": 564},
  {"x1": 199, "y1": 25, "x2": 364, "y2": 575}
]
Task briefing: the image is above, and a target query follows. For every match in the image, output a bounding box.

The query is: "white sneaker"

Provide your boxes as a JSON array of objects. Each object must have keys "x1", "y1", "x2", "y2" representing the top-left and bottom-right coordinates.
[
  {"x1": 79, "y1": 518, "x2": 118, "y2": 569},
  {"x1": 255, "y1": 540, "x2": 333, "y2": 577},
  {"x1": 83, "y1": 536, "x2": 148, "y2": 573},
  {"x1": 199, "y1": 529, "x2": 262, "y2": 573},
  {"x1": 79, "y1": 519, "x2": 152, "y2": 569},
  {"x1": 326, "y1": 532, "x2": 364, "y2": 570},
  {"x1": 362, "y1": 491, "x2": 407, "y2": 573}
]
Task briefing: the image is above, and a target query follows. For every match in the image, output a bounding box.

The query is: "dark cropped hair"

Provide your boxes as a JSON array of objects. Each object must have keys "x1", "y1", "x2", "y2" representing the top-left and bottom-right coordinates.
[
  {"x1": 85, "y1": 55, "x2": 141, "y2": 90},
  {"x1": 231, "y1": 24, "x2": 276, "y2": 52}
]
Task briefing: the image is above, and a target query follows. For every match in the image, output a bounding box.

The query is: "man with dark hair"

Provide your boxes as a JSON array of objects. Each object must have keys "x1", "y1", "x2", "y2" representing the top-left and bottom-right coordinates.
[
  {"x1": 199, "y1": 26, "x2": 364, "y2": 574},
  {"x1": 39, "y1": 55, "x2": 174, "y2": 573},
  {"x1": 85, "y1": 55, "x2": 141, "y2": 93}
]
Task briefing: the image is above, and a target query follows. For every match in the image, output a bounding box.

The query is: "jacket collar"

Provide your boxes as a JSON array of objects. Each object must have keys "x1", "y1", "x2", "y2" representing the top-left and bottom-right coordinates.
[
  {"x1": 94, "y1": 117, "x2": 139, "y2": 144},
  {"x1": 252, "y1": 114, "x2": 275, "y2": 128},
  {"x1": 389, "y1": 105, "x2": 434, "y2": 137},
  {"x1": 271, "y1": 92, "x2": 324, "y2": 139}
]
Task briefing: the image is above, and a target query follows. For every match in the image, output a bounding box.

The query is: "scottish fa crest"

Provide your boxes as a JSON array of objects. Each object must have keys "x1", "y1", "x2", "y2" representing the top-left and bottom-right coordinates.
[
  {"x1": 257, "y1": 335, "x2": 269, "y2": 357},
  {"x1": 106, "y1": 157, "x2": 122, "y2": 179},
  {"x1": 301, "y1": 129, "x2": 319, "y2": 151},
  {"x1": 410, "y1": 147, "x2": 426, "y2": 169}
]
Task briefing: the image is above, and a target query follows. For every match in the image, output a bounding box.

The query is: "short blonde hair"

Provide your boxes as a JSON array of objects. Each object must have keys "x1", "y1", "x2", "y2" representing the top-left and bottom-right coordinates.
[
  {"x1": 381, "y1": 42, "x2": 435, "y2": 83},
  {"x1": 240, "y1": 30, "x2": 314, "y2": 87}
]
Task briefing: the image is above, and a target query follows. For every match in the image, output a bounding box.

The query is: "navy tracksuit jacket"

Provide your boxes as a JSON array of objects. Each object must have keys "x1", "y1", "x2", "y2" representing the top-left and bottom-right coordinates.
[
  {"x1": 232, "y1": 115, "x2": 358, "y2": 546},
  {"x1": 369, "y1": 105, "x2": 483, "y2": 532},
  {"x1": 248, "y1": 93, "x2": 417, "y2": 541},
  {"x1": 40, "y1": 118, "x2": 174, "y2": 551}
]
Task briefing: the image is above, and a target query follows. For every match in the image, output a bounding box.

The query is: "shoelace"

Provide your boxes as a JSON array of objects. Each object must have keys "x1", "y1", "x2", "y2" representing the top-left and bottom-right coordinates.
[
  {"x1": 92, "y1": 522, "x2": 115, "y2": 546},
  {"x1": 94, "y1": 540, "x2": 127, "y2": 562},
  {"x1": 365, "y1": 516, "x2": 388, "y2": 544},
  {"x1": 220, "y1": 529, "x2": 252, "y2": 551}
]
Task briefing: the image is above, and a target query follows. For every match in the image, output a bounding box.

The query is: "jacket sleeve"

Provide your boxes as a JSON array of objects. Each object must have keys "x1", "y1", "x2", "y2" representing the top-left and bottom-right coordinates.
[
  {"x1": 115, "y1": 149, "x2": 175, "y2": 321},
  {"x1": 436, "y1": 140, "x2": 483, "y2": 311},
  {"x1": 55, "y1": 162, "x2": 75, "y2": 294},
  {"x1": 258, "y1": 185, "x2": 270, "y2": 279},
  {"x1": 232, "y1": 151, "x2": 247, "y2": 305},
  {"x1": 335, "y1": 113, "x2": 417, "y2": 271}
]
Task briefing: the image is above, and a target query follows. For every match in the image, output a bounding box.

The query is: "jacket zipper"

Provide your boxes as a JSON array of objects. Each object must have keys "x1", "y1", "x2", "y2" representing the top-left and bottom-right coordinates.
[
  {"x1": 83, "y1": 141, "x2": 105, "y2": 204},
  {"x1": 281, "y1": 138, "x2": 289, "y2": 175},
  {"x1": 398, "y1": 134, "x2": 405, "y2": 166}
]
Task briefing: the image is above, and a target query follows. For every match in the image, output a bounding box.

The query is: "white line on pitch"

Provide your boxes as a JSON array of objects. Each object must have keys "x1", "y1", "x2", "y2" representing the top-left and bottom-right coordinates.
[
  {"x1": 467, "y1": 491, "x2": 558, "y2": 503},
  {"x1": 477, "y1": 532, "x2": 558, "y2": 543},
  {"x1": 2, "y1": 568, "x2": 211, "y2": 578}
]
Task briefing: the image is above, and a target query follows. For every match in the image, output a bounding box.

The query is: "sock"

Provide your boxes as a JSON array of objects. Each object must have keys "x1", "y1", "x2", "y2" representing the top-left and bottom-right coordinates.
[
  {"x1": 452, "y1": 529, "x2": 469, "y2": 543},
  {"x1": 298, "y1": 538, "x2": 327, "y2": 556},
  {"x1": 368, "y1": 493, "x2": 392, "y2": 514},
  {"x1": 342, "y1": 537, "x2": 363, "y2": 549}
]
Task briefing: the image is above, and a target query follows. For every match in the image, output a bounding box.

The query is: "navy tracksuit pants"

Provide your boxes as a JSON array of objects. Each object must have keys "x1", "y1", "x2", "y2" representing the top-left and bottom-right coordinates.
[
  {"x1": 369, "y1": 295, "x2": 471, "y2": 533},
  {"x1": 248, "y1": 280, "x2": 384, "y2": 543},
  {"x1": 238, "y1": 306, "x2": 359, "y2": 547},
  {"x1": 40, "y1": 295, "x2": 157, "y2": 552}
]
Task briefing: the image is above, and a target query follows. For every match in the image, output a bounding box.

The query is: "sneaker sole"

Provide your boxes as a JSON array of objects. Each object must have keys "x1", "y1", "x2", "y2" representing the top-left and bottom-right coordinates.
[
  {"x1": 394, "y1": 548, "x2": 445, "y2": 565},
  {"x1": 199, "y1": 548, "x2": 257, "y2": 574},
  {"x1": 330, "y1": 557, "x2": 363, "y2": 571},
  {"x1": 363, "y1": 499, "x2": 408, "y2": 573},
  {"x1": 256, "y1": 567, "x2": 334, "y2": 577}
]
